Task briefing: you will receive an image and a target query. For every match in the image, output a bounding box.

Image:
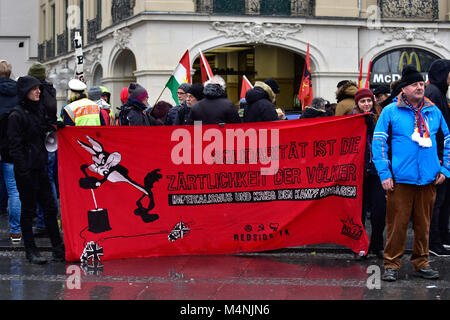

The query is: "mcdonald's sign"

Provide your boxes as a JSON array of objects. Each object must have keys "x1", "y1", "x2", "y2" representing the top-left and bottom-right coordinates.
[
  {"x1": 399, "y1": 51, "x2": 421, "y2": 72},
  {"x1": 370, "y1": 48, "x2": 439, "y2": 86}
]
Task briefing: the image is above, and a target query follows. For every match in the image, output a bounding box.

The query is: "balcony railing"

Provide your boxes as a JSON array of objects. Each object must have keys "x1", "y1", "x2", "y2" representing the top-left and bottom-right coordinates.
[
  {"x1": 378, "y1": 0, "x2": 438, "y2": 21},
  {"x1": 45, "y1": 39, "x2": 55, "y2": 60},
  {"x1": 57, "y1": 32, "x2": 68, "y2": 55},
  {"x1": 196, "y1": 0, "x2": 315, "y2": 17},
  {"x1": 87, "y1": 17, "x2": 101, "y2": 43},
  {"x1": 112, "y1": 0, "x2": 136, "y2": 24}
]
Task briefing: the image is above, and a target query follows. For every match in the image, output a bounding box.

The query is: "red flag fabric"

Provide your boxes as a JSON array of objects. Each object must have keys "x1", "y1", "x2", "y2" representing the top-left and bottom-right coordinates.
[
  {"x1": 364, "y1": 60, "x2": 372, "y2": 89},
  {"x1": 240, "y1": 75, "x2": 253, "y2": 99},
  {"x1": 199, "y1": 49, "x2": 214, "y2": 83},
  {"x1": 298, "y1": 44, "x2": 313, "y2": 109},
  {"x1": 358, "y1": 58, "x2": 364, "y2": 89},
  {"x1": 58, "y1": 115, "x2": 369, "y2": 262}
]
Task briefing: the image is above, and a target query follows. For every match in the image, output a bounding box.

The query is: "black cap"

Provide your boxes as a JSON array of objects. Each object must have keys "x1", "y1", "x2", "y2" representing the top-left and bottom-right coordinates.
[
  {"x1": 187, "y1": 83, "x2": 204, "y2": 101},
  {"x1": 400, "y1": 65, "x2": 424, "y2": 88},
  {"x1": 373, "y1": 85, "x2": 390, "y2": 96},
  {"x1": 264, "y1": 78, "x2": 280, "y2": 94}
]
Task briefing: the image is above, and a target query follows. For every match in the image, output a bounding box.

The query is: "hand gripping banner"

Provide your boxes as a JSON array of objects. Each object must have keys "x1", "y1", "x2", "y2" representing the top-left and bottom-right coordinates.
[{"x1": 58, "y1": 115, "x2": 369, "y2": 262}]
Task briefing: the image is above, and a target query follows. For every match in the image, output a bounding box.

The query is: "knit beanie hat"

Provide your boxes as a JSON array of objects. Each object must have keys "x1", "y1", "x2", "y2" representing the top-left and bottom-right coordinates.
[
  {"x1": 400, "y1": 65, "x2": 424, "y2": 89},
  {"x1": 354, "y1": 88, "x2": 375, "y2": 106},
  {"x1": 187, "y1": 83, "x2": 204, "y2": 101},
  {"x1": 28, "y1": 62, "x2": 46, "y2": 80},
  {"x1": 87, "y1": 86, "x2": 103, "y2": 101},
  {"x1": 120, "y1": 87, "x2": 129, "y2": 104},
  {"x1": 128, "y1": 83, "x2": 148, "y2": 103},
  {"x1": 151, "y1": 101, "x2": 172, "y2": 120},
  {"x1": 178, "y1": 83, "x2": 191, "y2": 93}
]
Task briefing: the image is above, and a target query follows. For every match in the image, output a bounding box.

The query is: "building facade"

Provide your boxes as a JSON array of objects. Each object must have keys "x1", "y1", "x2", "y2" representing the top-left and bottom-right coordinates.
[
  {"x1": 37, "y1": 0, "x2": 450, "y2": 113},
  {"x1": 0, "y1": 0, "x2": 39, "y2": 78}
]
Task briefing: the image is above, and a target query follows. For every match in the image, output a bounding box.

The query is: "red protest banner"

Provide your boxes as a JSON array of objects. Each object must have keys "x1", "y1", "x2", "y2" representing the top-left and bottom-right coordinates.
[{"x1": 58, "y1": 115, "x2": 369, "y2": 262}]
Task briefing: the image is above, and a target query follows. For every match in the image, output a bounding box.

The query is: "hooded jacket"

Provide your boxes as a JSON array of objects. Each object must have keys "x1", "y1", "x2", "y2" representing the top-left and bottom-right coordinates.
[
  {"x1": 188, "y1": 84, "x2": 241, "y2": 125},
  {"x1": 7, "y1": 76, "x2": 52, "y2": 174},
  {"x1": 335, "y1": 81, "x2": 358, "y2": 116},
  {"x1": 243, "y1": 81, "x2": 278, "y2": 123},
  {"x1": 372, "y1": 94, "x2": 450, "y2": 185},
  {"x1": 0, "y1": 77, "x2": 18, "y2": 116}
]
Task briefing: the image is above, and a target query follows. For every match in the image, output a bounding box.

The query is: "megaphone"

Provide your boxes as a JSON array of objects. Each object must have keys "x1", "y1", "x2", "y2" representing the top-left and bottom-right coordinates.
[{"x1": 45, "y1": 131, "x2": 58, "y2": 152}]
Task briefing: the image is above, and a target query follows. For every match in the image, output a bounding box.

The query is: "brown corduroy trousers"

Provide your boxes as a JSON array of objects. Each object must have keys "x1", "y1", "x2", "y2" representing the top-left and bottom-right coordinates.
[{"x1": 384, "y1": 183, "x2": 436, "y2": 271}]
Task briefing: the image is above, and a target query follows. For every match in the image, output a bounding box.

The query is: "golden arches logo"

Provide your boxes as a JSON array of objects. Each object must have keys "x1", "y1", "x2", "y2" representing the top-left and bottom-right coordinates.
[{"x1": 399, "y1": 51, "x2": 421, "y2": 72}]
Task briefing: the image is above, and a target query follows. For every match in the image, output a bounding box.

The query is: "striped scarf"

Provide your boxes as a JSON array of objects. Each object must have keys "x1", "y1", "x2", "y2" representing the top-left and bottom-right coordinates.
[{"x1": 403, "y1": 94, "x2": 431, "y2": 148}]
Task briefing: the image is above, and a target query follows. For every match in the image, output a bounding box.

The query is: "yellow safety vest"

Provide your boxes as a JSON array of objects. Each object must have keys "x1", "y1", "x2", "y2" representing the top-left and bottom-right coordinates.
[{"x1": 64, "y1": 98, "x2": 102, "y2": 126}]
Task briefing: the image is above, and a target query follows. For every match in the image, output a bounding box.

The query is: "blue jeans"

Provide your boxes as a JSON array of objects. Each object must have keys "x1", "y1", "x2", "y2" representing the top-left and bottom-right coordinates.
[
  {"x1": 1, "y1": 161, "x2": 21, "y2": 234},
  {"x1": 0, "y1": 168, "x2": 7, "y2": 212},
  {"x1": 37, "y1": 152, "x2": 58, "y2": 228}
]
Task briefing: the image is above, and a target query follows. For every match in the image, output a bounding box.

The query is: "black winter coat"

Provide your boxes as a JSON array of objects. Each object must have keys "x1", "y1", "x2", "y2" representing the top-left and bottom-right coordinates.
[
  {"x1": 39, "y1": 80, "x2": 57, "y2": 124},
  {"x1": 7, "y1": 77, "x2": 52, "y2": 175},
  {"x1": 120, "y1": 98, "x2": 158, "y2": 126},
  {"x1": 0, "y1": 78, "x2": 18, "y2": 116},
  {"x1": 425, "y1": 59, "x2": 450, "y2": 160},
  {"x1": 243, "y1": 86, "x2": 278, "y2": 123},
  {"x1": 188, "y1": 84, "x2": 241, "y2": 125}
]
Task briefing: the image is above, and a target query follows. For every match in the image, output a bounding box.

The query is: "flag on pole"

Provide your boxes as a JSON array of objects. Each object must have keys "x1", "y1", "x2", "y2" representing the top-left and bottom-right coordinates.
[
  {"x1": 165, "y1": 50, "x2": 191, "y2": 105},
  {"x1": 73, "y1": 31, "x2": 85, "y2": 82},
  {"x1": 240, "y1": 75, "x2": 253, "y2": 99},
  {"x1": 199, "y1": 49, "x2": 214, "y2": 83},
  {"x1": 358, "y1": 58, "x2": 364, "y2": 89},
  {"x1": 298, "y1": 43, "x2": 313, "y2": 109},
  {"x1": 364, "y1": 60, "x2": 372, "y2": 89}
]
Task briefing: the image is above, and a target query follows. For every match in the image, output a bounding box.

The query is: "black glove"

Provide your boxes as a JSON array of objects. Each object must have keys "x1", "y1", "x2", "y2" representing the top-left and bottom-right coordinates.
[{"x1": 55, "y1": 121, "x2": 66, "y2": 130}]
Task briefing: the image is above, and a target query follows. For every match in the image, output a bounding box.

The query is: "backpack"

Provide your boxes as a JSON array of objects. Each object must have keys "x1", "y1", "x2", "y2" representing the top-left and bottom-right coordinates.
[
  {"x1": 117, "y1": 105, "x2": 132, "y2": 126},
  {"x1": 0, "y1": 106, "x2": 28, "y2": 163}
]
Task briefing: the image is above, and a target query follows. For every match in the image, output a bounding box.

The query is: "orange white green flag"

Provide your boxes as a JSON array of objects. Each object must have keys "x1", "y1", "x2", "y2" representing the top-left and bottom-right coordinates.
[{"x1": 166, "y1": 50, "x2": 191, "y2": 105}]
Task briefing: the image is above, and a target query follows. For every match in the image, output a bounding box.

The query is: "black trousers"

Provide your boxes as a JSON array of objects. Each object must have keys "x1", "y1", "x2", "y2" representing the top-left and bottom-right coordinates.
[
  {"x1": 430, "y1": 179, "x2": 450, "y2": 247},
  {"x1": 14, "y1": 168, "x2": 62, "y2": 250},
  {"x1": 362, "y1": 174, "x2": 387, "y2": 252}
]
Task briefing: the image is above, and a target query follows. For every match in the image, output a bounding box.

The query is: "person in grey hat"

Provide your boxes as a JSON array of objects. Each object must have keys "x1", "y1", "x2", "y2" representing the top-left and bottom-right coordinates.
[
  {"x1": 88, "y1": 86, "x2": 113, "y2": 126},
  {"x1": 165, "y1": 83, "x2": 191, "y2": 125}
]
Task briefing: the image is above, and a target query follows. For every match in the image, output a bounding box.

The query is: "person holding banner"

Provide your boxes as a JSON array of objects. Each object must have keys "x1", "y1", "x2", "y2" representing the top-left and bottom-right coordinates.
[
  {"x1": 62, "y1": 79, "x2": 105, "y2": 127},
  {"x1": 352, "y1": 88, "x2": 386, "y2": 259},
  {"x1": 7, "y1": 75, "x2": 64, "y2": 264},
  {"x1": 187, "y1": 75, "x2": 241, "y2": 125},
  {"x1": 335, "y1": 81, "x2": 358, "y2": 116},
  {"x1": 372, "y1": 66, "x2": 450, "y2": 281},
  {"x1": 243, "y1": 81, "x2": 278, "y2": 123}
]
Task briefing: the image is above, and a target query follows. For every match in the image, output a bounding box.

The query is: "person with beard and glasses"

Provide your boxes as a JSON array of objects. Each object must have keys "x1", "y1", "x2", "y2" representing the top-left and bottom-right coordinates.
[
  {"x1": 7, "y1": 75, "x2": 64, "y2": 264},
  {"x1": 425, "y1": 59, "x2": 450, "y2": 256},
  {"x1": 165, "y1": 83, "x2": 191, "y2": 125},
  {"x1": 372, "y1": 66, "x2": 450, "y2": 281},
  {"x1": 187, "y1": 75, "x2": 241, "y2": 125}
]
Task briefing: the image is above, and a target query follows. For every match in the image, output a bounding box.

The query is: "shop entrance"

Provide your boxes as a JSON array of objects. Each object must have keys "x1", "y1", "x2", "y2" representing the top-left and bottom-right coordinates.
[{"x1": 192, "y1": 44, "x2": 306, "y2": 111}]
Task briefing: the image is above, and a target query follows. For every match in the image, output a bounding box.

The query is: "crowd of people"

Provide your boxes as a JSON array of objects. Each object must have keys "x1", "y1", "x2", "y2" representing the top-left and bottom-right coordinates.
[{"x1": 0, "y1": 57, "x2": 449, "y2": 281}]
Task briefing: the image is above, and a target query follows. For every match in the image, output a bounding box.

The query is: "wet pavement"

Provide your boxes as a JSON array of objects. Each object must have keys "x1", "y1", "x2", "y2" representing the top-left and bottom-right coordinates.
[{"x1": 0, "y1": 213, "x2": 449, "y2": 301}]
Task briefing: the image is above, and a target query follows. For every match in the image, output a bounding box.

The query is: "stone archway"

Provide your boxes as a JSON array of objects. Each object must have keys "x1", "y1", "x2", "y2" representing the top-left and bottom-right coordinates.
[
  {"x1": 92, "y1": 64, "x2": 103, "y2": 87},
  {"x1": 107, "y1": 48, "x2": 137, "y2": 109},
  {"x1": 191, "y1": 43, "x2": 308, "y2": 111}
]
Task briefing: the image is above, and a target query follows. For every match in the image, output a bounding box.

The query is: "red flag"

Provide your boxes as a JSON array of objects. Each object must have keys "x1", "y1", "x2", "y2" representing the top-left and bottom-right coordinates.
[
  {"x1": 298, "y1": 44, "x2": 313, "y2": 109},
  {"x1": 364, "y1": 60, "x2": 372, "y2": 89},
  {"x1": 240, "y1": 75, "x2": 253, "y2": 99},
  {"x1": 358, "y1": 58, "x2": 364, "y2": 89},
  {"x1": 199, "y1": 49, "x2": 214, "y2": 83}
]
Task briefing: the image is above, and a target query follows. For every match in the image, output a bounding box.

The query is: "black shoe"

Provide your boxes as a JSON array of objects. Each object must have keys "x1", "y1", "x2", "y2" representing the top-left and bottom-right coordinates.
[
  {"x1": 33, "y1": 227, "x2": 48, "y2": 238},
  {"x1": 52, "y1": 244, "x2": 66, "y2": 262},
  {"x1": 415, "y1": 267, "x2": 439, "y2": 279},
  {"x1": 25, "y1": 249, "x2": 47, "y2": 265},
  {"x1": 382, "y1": 268, "x2": 398, "y2": 282},
  {"x1": 429, "y1": 245, "x2": 450, "y2": 257}
]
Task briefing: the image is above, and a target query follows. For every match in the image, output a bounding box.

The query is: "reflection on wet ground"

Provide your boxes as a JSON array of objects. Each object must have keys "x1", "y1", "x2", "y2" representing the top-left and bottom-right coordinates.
[{"x1": 0, "y1": 250, "x2": 448, "y2": 300}]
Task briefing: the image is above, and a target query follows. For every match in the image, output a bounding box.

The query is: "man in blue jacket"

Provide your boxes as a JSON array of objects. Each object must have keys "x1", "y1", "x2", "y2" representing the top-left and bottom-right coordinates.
[{"x1": 372, "y1": 65, "x2": 450, "y2": 281}]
